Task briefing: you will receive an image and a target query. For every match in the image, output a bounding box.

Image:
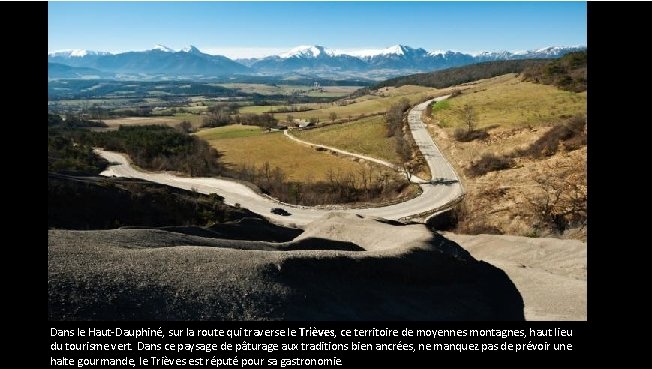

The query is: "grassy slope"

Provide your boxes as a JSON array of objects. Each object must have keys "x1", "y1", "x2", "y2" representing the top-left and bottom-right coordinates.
[
  {"x1": 195, "y1": 124, "x2": 265, "y2": 140},
  {"x1": 195, "y1": 125, "x2": 394, "y2": 182},
  {"x1": 294, "y1": 115, "x2": 401, "y2": 164},
  {"x1": 431, "y1": 74, "x2": 586, "y2": 129},
  {"x1": 425, "y1": 74, "x2": 587, "y2": 237}
]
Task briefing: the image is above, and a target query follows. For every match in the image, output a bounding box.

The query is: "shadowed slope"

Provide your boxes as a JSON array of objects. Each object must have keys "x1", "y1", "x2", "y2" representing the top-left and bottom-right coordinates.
[{"x1": 48, "y1": 214, "x2": 523, "y2": 320}]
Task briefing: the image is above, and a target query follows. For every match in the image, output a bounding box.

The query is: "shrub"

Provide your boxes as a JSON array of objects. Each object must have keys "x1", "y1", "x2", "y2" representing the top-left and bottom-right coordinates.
[
  {"x1": 453, "y1": 128, "x2": 489, "y2": 142},
  {"x1": 518, "y1": 115, "x2": 586, "y2": 158},
  {"x1": 466, "y1": 153, "x2": 515, "y2": 177}
]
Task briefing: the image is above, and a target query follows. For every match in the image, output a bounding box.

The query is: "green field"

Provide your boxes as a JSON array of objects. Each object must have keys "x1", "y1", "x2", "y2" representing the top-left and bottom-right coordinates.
[
  {"x1": 194, "y1": 124, "x2": 264, "y2": 140},
  {"x1": 195, "y1": 125, "x2": 396, "y2": 182},
  {"x1": 431, "y1": 74, "x2": 587, "y2": 129},
  {"x1": 294, "y1": 116, "x2": 401, "y2": 164}
]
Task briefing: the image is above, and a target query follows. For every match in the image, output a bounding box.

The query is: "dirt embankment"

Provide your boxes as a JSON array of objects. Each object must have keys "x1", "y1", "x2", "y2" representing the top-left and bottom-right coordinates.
[
  {"x1": 445, "y1": 232, "x2": 586, "y2": 321},
  {"x1": 48, "y1": 213, "x2": 524, "y2": 321}
]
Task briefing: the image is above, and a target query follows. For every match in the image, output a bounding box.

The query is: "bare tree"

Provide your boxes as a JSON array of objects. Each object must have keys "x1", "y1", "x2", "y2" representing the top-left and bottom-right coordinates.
[
  {"x1": 527, "y1": 161, "x2": 587, "y2": 233},
  {"x1": 402, "y1": 163, "x2": 413, "y2": 182},
  {"x1": 458, "y1": 104, "x2": 479, "y2": 133},
  {"x1": 176, "y1": 120, "x2": 193, "y2": 133}
]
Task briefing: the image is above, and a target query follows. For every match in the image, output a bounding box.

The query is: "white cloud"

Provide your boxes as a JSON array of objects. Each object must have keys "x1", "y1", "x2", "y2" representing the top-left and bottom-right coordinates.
[{"x1": 202, "y1": 47, "x2": 288, "y2": 59}]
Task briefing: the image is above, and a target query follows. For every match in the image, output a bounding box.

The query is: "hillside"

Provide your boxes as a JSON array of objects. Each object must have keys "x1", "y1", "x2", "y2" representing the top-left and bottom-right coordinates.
[
  {"x1": 48, "y1": 62, "x2": 111, "y2": 79},
  {"x1": 423, "y1": 74, "x2": 586, "y2": 238},
  {"x1": 445, "y1": 232, "x2": 586, "y2": 320},
  {"x1": 49, "y1": 174, "x2": 271, "y2": 231},
  {"x1": 522, "y1": 51, "x2": 587, "y2": 92},
  {"x1": 372, "y1": 59, "x2": 550, "y2": 89}
]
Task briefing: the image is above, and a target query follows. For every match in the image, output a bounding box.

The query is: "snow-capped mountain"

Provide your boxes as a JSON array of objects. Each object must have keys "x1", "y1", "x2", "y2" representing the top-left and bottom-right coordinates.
[
  {"x1": 47, "y1": 44, "x2": 585, "y2": 79},
  {"x1": 250, "y1": 45, "x2": 367, "y2": 73},
  {"x1": 48, "y1": 45, "x2": 250, "y2": 76},
  {"x1": 150, "y1": 44, "x2": 204, "y2": 54},
  {"x1": 246, "y1": 44, "x2": 584, "y2": 74},
  {"x1": 279, "y1": 45, "x2": 333, "y2": 58},
  {"x1": 48, "y1": 49, "x2": 112, "y2": 58},
  {"x1": 152, "y1": 44, "x2": 176, "y2": 53}
]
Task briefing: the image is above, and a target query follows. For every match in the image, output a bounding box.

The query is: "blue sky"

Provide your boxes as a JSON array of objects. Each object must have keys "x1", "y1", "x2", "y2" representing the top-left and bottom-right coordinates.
[{"x1": 48, "y1": 1, "x2": 587, "y2": 58}]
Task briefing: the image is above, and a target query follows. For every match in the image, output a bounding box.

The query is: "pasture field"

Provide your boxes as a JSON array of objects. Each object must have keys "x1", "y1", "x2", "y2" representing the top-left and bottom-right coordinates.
[
  {"x1": 102, "y1": 116, "x2": 181, "y2": 127},
  {"x1": 102, "y1": 113, "x2": 206, "y2": 129},
  {"x1": 195, "y1": 125, "x2": 397, "y2": 182},
  {"x1": 430, "y1": 74, "x2": 587, "y2": 129},
  {"x1": 294, "y1": 115, "x2": 401, "y2": 164},
  {"x1": 239, "y1": 105, "x2": 290, "y2": 114}
]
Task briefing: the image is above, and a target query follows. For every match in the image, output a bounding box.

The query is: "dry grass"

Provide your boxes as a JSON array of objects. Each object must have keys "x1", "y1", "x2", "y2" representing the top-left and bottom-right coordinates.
[
  {"x1": 102, "y1": 116, "x2": 181, "y2": 127},
  {"x1": 102, "y1": 113, "x2": 206, "y2": 129},
  {"x1": 194, "y1": 124, "x2": 265, "y2": 140},
  {"x1": 293, "y1": 116, "x2": 401, "y2": 164},
  {"x1": 239, "y1": 105, "x2": 289, "y2": 114},
  {"x1": 196, "y1": 125, "x2": 396, "y2": 182},
  {"x1": 431, "y1": 74, "x2": 586, "y2": 130},
  {"x1": 424, "y1": 74, "x2": 587, "y2": 239}
]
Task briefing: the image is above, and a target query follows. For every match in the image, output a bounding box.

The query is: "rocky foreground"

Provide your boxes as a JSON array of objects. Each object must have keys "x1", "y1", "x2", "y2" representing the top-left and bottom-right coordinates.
[{"x1": 48, "y1": 213, "x2": 585, "y2": 321}]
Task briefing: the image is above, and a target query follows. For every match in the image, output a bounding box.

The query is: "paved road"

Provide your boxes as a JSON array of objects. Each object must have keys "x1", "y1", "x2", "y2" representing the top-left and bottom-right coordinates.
[{"x1": 98, "y1": 96, "x2": 463, "y2": 227}]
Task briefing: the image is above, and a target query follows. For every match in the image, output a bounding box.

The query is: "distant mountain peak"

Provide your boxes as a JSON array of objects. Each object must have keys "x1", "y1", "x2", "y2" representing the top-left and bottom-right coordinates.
[
  {"x1": 181, "y1": 45, "x2": 201, "y2": 54},
  {"x1": 152, "y1": 44, "x2": 175, "y2": 53},
  {"x1": 48, "y1": 49, "x2": 111, "y2": 57},
  {"x1": 279, "y1": 45, "x2": 330, "y2": 58},
  {"x1": 386, "y1": 44, "x2": 407, "y2": 55},
  {"x1": 337, "y1": 44, "x2": 414, "y2": 58}
]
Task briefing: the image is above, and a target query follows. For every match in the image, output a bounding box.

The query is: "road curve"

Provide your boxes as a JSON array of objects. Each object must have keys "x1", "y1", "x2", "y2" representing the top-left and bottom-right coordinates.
[{"x1": 98, "y1": 96, "x2": 463, "y2": 227}]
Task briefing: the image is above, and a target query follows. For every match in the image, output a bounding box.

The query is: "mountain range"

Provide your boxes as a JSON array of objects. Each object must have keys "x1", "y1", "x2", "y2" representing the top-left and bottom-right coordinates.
[{"x1": 48, "y1": 44, "x2": 585, "y2": 80}]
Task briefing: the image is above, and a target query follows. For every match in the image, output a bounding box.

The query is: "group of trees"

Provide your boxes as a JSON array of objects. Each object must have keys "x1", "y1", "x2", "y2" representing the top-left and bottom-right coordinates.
[
  {"x1": 202, "y1": 103, "x2": 240, "y2": 127},
  {"x1": 522, "y1": 51, "x2": 587, "y2": 92},
  {"x1": 235, "y1": 113, "x2": 279, "y2": 129},
  {"x1": 48, "y1": 174, "x2": 257, "y2": 230},
  {"x1": 375, "y1": 59, "x2": 549, "y2": 89},
  {"x1": 202, "y1": 102, "x2": 280, "y2": 130},
  {"x1": 91, "y1": 125, "x2": 225, "y2": 177},
  {"x1": 48, "y1": 134, "x2": 109, "y2": 175},
  {"x1": 384, "y1": 98, "x2": 420, "y2": 179},
  {"x1": 231, "y1": 163, "x2": 410, "y2": 206},
  {"x1": 48, "y1": 113, "x2": 107, "y2": 129},
  {"x1": 268, "y1": 105, "x2": 312, "y2": 114},
  {"x1": 385, "y1": 98, "x2": 411, "y2": 137},
  {"x1": 48, "y1": 113, "x2": 110, "y2": 175}
]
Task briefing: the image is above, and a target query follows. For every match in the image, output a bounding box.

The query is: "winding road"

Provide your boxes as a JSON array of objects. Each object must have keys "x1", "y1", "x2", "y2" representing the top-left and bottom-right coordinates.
[{"x1": 98, "y1": 96, "x2": 463, "y2": 227}]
